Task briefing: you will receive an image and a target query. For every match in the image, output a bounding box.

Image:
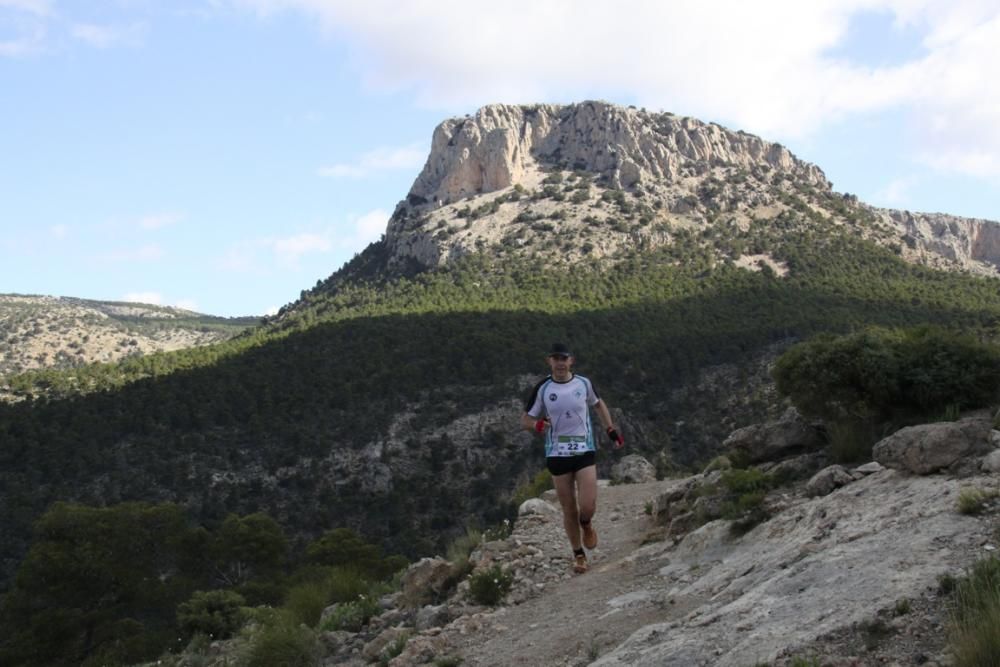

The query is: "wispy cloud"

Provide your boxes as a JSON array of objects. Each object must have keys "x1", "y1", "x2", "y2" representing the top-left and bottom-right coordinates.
[
  {"x1": 71, "y1": 21, "x2": 146, "y2": 49},
  {"x1": 1, "y1": 2, "x2": 146, "y2": 56},
  {"x1": 872, "y1": 177, "x2": 915, "y2": 207},
  {"x1": 318, "y1": 143, "x2": 426, "y2": 179},
  {"x1": 101, "y1": 244, "x2": 164, "y2": 262},
  {"x1": 49, "y1": 223, "x2": 69, "y2": 239},
  {"x1": 219, "y1": 210, "x2": 388, "y2": 274},
  {"x1": 136, "y1": 212, "x2": 183, "y2": 230},
  {"x1": 337, "y1": 209, "x2": 387, "y2": 250},
  {"x1": 122, "y1": 291, "x2": 162, "y2": 305},
  {"x1": 272, "y1": 232, "x2": 332, "y2": 265},
  {"x1": 236, "y1": 0, "x2": 1000, "y2": 182},
  {"x1": 0, "y1": 0, "x2": 52, "y2": 16}
]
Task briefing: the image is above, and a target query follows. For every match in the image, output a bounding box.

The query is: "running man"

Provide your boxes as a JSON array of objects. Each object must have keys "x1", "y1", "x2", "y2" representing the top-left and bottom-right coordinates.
[{"x1": 521, "y1": 342, "x2": 624, "y2": 573}]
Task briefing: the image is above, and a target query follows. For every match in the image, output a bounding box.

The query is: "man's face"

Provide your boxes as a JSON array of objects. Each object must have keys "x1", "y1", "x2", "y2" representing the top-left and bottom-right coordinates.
[{"x1": 547, "y1": 353, "x2": 573, "y2": 375}]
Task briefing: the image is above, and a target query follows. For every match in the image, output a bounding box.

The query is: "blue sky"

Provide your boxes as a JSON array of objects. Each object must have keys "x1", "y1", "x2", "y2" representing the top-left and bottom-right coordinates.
[{"x1": 2, "y1": 1, "x2": 999, "y2": 317}]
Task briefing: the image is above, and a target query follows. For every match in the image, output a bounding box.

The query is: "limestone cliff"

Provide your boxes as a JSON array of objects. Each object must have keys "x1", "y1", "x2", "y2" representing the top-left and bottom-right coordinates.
[{"x1": 381, "y1": 101, "x2": 1000, "y2": 279}]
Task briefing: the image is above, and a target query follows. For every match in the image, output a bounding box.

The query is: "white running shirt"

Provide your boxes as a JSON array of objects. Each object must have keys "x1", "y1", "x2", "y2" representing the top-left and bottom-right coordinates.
[{"x1": 524, "y1": 374, "x2": 600, "y2": 457}]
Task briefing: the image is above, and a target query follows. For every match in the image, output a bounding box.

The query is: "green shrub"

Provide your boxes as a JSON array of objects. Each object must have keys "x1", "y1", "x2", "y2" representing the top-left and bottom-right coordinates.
[
  {"x1": 702, "y1": 455, "x2": 732, "y2": 473},
  {"x1": 789, "y1": 657, "x2": 821, "y2": 667},
  {"x1": 511, "y1": 469, "x2": 553, "y2": 507},
  {"x1": 284, "y1": 582, "x2": 330, "y2": 628},
  {"x1": 468, "y1": 565, "x2": 513, "y2": 607},
  {"x1": 957, "y1": 487, "x2": 998, "y2": 515},
  {"x1": 948, "y1": 556, "x2": 1000, "y2": 666},
  {"x1": 483, "y1": 519, "x2": 513, "y2": 542},
  {"x1": 826, "y1": 419, "x2": 877, "y2": 463},
  {"x1": 246, "y1": 611, "x2": 319, "y2": 667},
  {"x1": 377, "y1": 631, "x2": 411, "y2": 666},
  {"x1": 446, "y1": 528, "x2": 482, "y2": 567},
  {"x1": 720, "y1": 468, "x2": 772, "y2": 495},
  {"x1": 318, "y1": 594, "x2": 381, "y2": 632},
  {"x1": 774, "y1": 326, "x2": 1000, "y2": 425},
  {"x1": 177, "y1": 589, "x2": 247, "y2": 640}
]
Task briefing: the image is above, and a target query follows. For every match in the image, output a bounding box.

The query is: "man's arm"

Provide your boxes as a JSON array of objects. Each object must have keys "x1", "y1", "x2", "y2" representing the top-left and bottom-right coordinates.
[
  {"x1": 521, "y1": 413, "x2": 540, "y2": 432},
  {"x1": 594, "y1": 399, "x2": 614, "y2": 431},
  {"x1": 595, "y1": 399, "x2": 624, "y2": 448}
]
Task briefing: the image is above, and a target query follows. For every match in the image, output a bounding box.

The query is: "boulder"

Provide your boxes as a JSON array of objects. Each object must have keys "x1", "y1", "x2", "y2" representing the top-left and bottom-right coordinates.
[
  {"x1": 723, "y1": 408, "x2": 825, "y2": 464},
  {"x1": 362, "y1": 626, "x2": 410, "y2": 662},
  {"x1": 873, "y1": 417, "x2": 993, "y2": 474},
  {"x1": 853, "y1": 461, "x2": 885, "y2": 475},
  {"x1": 761, "y1": 452, "x2": 827, "y2": 481},
  {"x1": 518, "y1": 497, "x2": 559, "y2": 517},
  {"x1": 611, "y1": 454, "x2": 657, "y2": 484},
  {"x1": 805, "y1": 465, "x2": 855, "y2": 497},
  {"x1": 415, "y1": 603, "x2": 452, "y2": 631},
  {"x1": 399, "y1": 557, "x2": 455, "y2": 608},
  {"x1": 982, "y1": 449, "x2": 1000, "y2": 473}
]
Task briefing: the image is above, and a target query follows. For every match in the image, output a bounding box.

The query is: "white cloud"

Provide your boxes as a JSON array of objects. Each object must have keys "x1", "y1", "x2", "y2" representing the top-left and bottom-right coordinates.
[
  {"x1": 49, "y1": 223, "x2": 69, "y2": 239},
  {"x1": 318, "y1": 143, "x2": 426, "y2": 180},
  {"x1": 0, "y1": 0, "x2": 52, "y2": 16},
  {"x1": 122, "y1": 291, "x2": 163, "y2": 305},
  {"x1": 101, "y1": 244, "x2": 164, "y2": 262},
  {"x1": 272, "y1": 232, "x2": 332, "y2": 265},
  {"x1": 874, "y1": 176, "x2": 917, "y2": 206},
  {"x1": 220, "y1": 211, "x2": 388, "y2": 274},
  {"x1": 70, "y1": 21, "x2": 146, "y2": 49},
  {"x1": 234, "y1": 0, "x2": 1000, "y2": 181},
  {"x1": 136, "y1": 212, "x2": 183, "y2": 230},
  {"x1": 338, "y1": 209, "x2": 387, "y2": 250}
]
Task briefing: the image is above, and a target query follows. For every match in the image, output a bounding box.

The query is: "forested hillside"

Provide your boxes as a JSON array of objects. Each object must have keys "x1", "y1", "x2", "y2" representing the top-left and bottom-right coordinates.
[
  {"x1": 3, "y1": 101, "x2": 1000, "y2": 666},
  {"x1": 4, "y1": 221, "x2": 1000, "y2": 590}
]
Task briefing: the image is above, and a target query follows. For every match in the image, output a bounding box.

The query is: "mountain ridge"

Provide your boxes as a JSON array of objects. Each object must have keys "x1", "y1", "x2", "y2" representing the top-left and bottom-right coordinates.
[
  {"x1": 369, "y1": 101, "x2": 1000, "y2": 282},
  {"x1": 0, "y1": 294, "x2": 256, "y2": 379}
]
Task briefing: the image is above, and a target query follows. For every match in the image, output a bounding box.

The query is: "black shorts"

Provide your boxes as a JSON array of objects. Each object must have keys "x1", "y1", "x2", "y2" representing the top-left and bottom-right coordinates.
[{"x1": 546, "y1": 451, "x2": 596, "y2": 476}]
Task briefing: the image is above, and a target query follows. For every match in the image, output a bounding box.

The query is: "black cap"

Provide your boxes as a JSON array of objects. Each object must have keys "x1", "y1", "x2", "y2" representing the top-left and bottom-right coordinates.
[{"x1": 548, "y1": 342, "x2": 572, "y2": 357}]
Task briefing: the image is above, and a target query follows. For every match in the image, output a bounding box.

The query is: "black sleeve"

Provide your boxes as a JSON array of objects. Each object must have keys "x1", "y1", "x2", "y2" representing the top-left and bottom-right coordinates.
[{"x1": 523, "y1": 377, "x2": 549, "y2": 413}]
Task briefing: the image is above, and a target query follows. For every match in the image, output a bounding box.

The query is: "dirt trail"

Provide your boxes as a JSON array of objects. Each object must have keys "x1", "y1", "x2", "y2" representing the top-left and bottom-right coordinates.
[{"x1": 447, "y1": 479, "x2": 689, "y2": 666}]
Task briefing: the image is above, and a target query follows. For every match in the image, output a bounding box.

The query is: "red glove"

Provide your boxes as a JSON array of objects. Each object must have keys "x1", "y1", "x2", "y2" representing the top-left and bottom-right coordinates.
[
  {"x1": 535, "y1": 419, "x2": 548, "y2": 433},
  {"x1": 607, "y1": 427, "x2": 624, "y2": 448}
]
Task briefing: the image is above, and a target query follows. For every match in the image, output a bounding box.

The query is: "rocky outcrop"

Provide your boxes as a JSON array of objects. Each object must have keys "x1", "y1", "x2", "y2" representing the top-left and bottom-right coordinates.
[
  {"x1": 879, "y1": 208, "x2": 1000, "y2": 276},
  {"x1": 376, "y1": 101, "x2": 1000, "y2": 278},
  {"x1": 723, "y1": 407, "x2": 826, "y2": 464},
  {"x1": 406, "y1": 102, "x2": 829, "y2": 207},
  {"x1": 804, "y1": 464, "x2": 854, "y2": 497},
  {"x1": 611, "y1": 454, "x2": 657, "y2": 484},
  {"x1": 872, "y1": 416, "x2": 996, "y2": 474}
]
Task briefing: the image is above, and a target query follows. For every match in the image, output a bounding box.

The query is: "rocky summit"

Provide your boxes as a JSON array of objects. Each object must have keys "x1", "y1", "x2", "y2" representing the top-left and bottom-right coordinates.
[{"x1": 383, "y1": 101, "x2": 1000, "y2": 277}]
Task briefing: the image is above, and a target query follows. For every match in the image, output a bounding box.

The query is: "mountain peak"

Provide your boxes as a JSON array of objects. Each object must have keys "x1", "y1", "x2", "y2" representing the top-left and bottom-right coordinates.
[{"x1": 406, "y1": 101, "x2": 828, "y2": 207}]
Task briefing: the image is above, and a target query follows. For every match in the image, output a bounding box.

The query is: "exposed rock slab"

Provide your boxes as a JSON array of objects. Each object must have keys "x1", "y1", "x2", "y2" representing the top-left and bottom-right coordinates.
[{"x1": 592, "y1": 469, "x2": 989, "y2": 666}]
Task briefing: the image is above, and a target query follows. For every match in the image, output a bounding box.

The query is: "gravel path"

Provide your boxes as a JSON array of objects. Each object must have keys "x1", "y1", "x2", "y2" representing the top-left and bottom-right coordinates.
[{"x1": 444, "y1": 479, "x2": 692, "y2": 666}]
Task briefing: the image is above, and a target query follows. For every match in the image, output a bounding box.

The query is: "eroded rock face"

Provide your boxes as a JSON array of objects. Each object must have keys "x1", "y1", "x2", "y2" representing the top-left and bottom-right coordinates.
[
  {"x1": 406, "y1": 102, "x2": 829, "y2": 207},
  {"x1": 879, "y1": 208, "x2": 1000, "y2": 275}
]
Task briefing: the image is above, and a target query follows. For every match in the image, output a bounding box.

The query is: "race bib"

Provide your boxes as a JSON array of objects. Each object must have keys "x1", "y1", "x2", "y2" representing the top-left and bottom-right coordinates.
[{"x1": 552, "y1": 435, "x2": 588, "y2": 457}]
